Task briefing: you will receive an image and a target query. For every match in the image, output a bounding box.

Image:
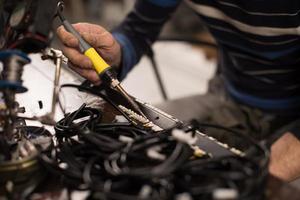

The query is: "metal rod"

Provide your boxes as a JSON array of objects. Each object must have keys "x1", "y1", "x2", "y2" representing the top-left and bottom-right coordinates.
[
  {"x1": 115, "y1": 84, "x2": 147, "y2": 118},
  {"x1": 51, "y1": 55, "x2": 62, "y2": 117},
  {"x1": 148, "y1": 53, "x2": 168, "y2": 100}
]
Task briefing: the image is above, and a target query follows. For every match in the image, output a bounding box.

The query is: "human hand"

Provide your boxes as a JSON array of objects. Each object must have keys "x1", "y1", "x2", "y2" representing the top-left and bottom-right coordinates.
[
  {"x1": 269, "y1": 132, "x2": 300, "y2": 181},
  {"x1": 57, "y1": 23, "x2": 122, "y2": 85}
]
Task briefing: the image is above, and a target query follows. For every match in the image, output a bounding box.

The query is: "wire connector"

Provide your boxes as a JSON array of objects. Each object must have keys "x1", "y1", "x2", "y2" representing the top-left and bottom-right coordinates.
[
  {"x1": 172, "y1": 129, "x2": 197, "y2": 145},
  {"x1": 118, "y1": 105, "x2": 162, "y2": 132}
]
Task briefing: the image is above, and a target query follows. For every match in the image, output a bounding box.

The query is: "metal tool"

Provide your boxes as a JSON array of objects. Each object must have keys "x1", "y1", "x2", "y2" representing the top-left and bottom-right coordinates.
[
  {"x1": 56, "y1": 1, "x2": 146, "y2": 118},
  {"x1": 118, "y1": 105, "x2": 163, "y2": 132},
  {"x1": 33, "y1": 48, "x2": 67, "y2": 125},
  {"x1": 0, "y1": 50, "x2": 30, "y2": 142},
  {"x1": 43, "y1": 48, "x2": 66, "y2": 117}
]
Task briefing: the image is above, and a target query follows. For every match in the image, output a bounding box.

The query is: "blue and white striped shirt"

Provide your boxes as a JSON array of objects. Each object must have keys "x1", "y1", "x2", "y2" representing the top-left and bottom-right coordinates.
[{"x1": 113, "y1": 0, "x2": 300, "y2": 111}]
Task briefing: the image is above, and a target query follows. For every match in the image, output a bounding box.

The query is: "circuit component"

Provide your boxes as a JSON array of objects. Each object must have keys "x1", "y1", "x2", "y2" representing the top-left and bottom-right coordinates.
[{"x1": 118, "y1": 105, "x2": 163, "y2": 132}]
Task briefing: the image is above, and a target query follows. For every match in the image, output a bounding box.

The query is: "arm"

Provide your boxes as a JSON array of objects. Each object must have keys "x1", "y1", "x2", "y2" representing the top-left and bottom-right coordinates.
[
  {"x1": 112, "y1": 0, "x2": 181, "y2": 79},
  {"x1": 56, "y1": 0, "x2": 180, "y2": 84}
]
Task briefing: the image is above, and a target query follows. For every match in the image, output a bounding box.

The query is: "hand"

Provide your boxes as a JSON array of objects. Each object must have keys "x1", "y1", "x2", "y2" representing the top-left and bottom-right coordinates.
[
  {"x1": 56, "y1": 23, "x2": 122, "y2": 85},
  {"x1": 269, "y1": 132, "x2": 300, "y2": 181}
]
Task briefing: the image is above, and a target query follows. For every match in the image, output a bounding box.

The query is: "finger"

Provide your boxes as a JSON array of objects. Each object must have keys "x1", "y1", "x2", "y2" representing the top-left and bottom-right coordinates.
[
  {"x1": 73, "y1": 23, "x2": 106, "y2": 35},
  {"x1": 63, "y1": 46, "x2": 93, "y2": 69},
  {"x1": 81, "y1": 32, "x2": 119, "y2": 66},
  {"x1": 72, "y1": 23, "x2": 113, "y2": 48},
  {"x1": 57, "y1": 26, "x2": 79, "y2": 47},
  {"x1": 81, "y1": 31, "x2": 115, "y2": 49},
  {"x1": 69, "y1": 63, "x2": 101, "y2": 85},
  {"x1": 57, "y1": 23, "x2": 111, "y2": 49},
  {"x1": 95, "y1": 41, "x2": 121, "y2": 66}
]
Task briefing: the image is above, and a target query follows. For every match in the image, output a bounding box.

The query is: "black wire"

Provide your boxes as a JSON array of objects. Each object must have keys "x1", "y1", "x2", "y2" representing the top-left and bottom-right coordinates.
[
  {"x1": 37, "y1": 85, "x2": 269, "y2": 200},
  {"x1": 176, "y1": 156, "x2": 266, "y2": 199}
]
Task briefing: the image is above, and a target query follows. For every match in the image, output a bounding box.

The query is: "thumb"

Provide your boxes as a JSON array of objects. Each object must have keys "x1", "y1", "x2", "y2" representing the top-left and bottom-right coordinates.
[
  {"x1": 80, "y1": 31, "x2": 116, "y2": 49},
  {"x1": 56, "y1": 25, "x2": 79, "y2": 48}
]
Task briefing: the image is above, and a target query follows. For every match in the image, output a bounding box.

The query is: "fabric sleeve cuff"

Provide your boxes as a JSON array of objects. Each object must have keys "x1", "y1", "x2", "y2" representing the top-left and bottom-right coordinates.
[{"x1": 112, "y1": 32, "x2": 138, "y2": 80}]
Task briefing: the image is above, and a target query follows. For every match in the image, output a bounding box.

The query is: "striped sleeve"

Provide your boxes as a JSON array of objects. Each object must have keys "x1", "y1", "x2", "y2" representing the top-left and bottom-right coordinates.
[
  {"x1": 185, "y1": 0, "x2": 300, "y2": 111},
  {"x1": 112, "y1": 0, "x2": 180, "y2": 79}
]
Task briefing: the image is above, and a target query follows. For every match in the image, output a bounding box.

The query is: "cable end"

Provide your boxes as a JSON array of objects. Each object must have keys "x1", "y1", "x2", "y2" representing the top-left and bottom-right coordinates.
[{"x1": 56, "y1": 1, "x2": 66, "y2": 21}]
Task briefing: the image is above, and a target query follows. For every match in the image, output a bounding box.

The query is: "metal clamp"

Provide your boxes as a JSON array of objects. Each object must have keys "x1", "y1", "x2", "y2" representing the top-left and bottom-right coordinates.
[{"x1": 39, "y1": 48, "x2": 67, "y2": 124}]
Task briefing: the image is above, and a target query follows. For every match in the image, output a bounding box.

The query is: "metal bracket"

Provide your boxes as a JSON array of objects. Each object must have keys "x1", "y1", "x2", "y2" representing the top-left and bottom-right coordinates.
[{"x1": 38, "y1": 48, "x2": 67, "y2": 125}]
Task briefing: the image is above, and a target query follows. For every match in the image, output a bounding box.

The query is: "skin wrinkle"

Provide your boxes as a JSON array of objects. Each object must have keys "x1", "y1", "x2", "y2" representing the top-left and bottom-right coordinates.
[
  {"x1": 57, "y1": 24, "x2": 113, "y2": 49},
  {"x1": 57, "y1": 27, "x2": 79, "y2": 47},
  {"x1": 81, "y1": 31, "x2": 114, "y2": 48},
  {"x1": 57, "y1": 23, "x2": 122, "y2": 84}
]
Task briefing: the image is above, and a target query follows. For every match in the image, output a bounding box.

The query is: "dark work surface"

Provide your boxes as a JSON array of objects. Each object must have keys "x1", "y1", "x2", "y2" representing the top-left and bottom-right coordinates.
[{"x1": 27, "y1": 172, "x2": 300, "y2": 199}]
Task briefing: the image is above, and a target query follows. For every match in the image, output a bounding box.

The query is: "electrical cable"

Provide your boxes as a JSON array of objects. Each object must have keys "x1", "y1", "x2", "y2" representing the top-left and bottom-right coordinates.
[
  {"x1": 12, "y1": 79, "x2": 266, "y2": 199},
  {"x1": 37, "y1": 96, "x2": 268, "y2": 200}
]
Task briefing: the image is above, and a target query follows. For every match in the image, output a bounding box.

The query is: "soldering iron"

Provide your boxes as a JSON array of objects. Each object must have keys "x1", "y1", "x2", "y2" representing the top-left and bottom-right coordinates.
[{"x1": 56, "y1": 2, "x2": 146, "y2": 118}]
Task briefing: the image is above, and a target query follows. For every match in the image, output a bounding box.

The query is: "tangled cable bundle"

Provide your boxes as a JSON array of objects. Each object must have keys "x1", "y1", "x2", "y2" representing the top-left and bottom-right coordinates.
[{"x1": 40, "y1": 102, "x2": 269, "y2": 200}]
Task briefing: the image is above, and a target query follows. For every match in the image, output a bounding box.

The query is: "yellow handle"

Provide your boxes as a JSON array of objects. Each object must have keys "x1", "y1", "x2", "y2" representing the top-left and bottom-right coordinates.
[{"x1": 84, "y1": 48, "x2": 110, "y2": 74}]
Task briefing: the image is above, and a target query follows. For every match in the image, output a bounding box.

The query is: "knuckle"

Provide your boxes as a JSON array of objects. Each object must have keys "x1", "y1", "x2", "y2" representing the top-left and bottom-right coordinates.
[{"x1": 56, "y1": 26, "x2": 63, "y2": 36}]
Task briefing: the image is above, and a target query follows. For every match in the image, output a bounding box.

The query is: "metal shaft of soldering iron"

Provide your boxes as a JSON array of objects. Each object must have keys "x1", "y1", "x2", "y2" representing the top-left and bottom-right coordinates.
[{"x1": 56, "y1": 2, "x2": 146, "y2": 118}]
